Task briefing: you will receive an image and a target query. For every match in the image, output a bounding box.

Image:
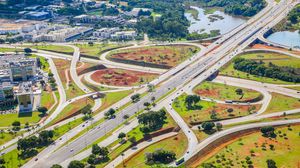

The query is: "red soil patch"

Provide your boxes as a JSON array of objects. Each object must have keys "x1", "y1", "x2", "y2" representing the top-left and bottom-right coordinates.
[
  {"x1": 53, "y1": 59, "x2": 70, "y2": 84},
  {"x1": 110, "y1": 45, "x2": 198, "y2": 67},
  {"x1": 90, "y1": 68, "x2": 157, "y2": 86},
  {"x1": 195, "y1": 89, "x2": 219, "y2": 98}
]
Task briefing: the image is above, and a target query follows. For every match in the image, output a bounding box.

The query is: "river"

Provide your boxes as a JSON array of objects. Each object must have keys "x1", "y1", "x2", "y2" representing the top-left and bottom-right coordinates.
[
  {"x1": 267, "y1": 30, "x2": 300, "y2": 48},
  {"x1": 185, "y1": 6, "x2": 247, "y2": 35}
]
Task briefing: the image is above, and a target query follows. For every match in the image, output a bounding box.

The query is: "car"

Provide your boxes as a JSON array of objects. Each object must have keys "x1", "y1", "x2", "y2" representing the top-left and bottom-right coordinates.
[
  {"x1": 82, "y1": 124, "x2": 85, "y2": 127},
  {"x1": 70, "y1": 149, "x2": 73, "y2": 152},
  {"x1": 35, "y1": 158, "x2": 38, "y2": 161}
]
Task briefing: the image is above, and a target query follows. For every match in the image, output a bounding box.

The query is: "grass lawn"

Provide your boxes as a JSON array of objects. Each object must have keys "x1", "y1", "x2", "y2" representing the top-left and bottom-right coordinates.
[
  {"x1": 223, "y1": 112, "x2": 300, "y2": 130},
  {"x1": 192, "y1": 129, "x2": 211, "y2": 142},
  {"x1": 263, "y1": 93, "x2": 300, "y2": 114},
  {"x1": 220, "y1": 52, "x2": 300, "y2": 84},
  {"x1": 193, "y1": 81, "x2": 262, "y2": 102},
  {"x1": 81, "y1": 78, "x2": 111, "y2": 92},
  {"x1": 26, "y1": 44, "x2": 74, "y2": 55},
  {"x1": 53, "y1": 58, "x2": 70, "y2": 85},
  {"x1": 0, "y1": 48, "x2": 23, "y2": 53},
  {"x1": 40, "y1": 91, "x2": 55, "y2": 110},
  {"x1": 98, "y1": 90, "x2": 133, "y2": 113},
  {"x1": 197, "y1": 125, "x2": 300, "y2": 168},
  {"x1": 75, "y1": 43, "x2": 131, "y2": 59},
  {"x1": 29, "y1": 54, "x2": 50, "y2": 73},
  {"x1": 0, "y1": 131, "x2": 24, "y2": 146},
  {"x1": 52, "y1": 117, "x2": 84, "y2": 139},
  {"x1": 108, "y1": 45, "x2": 200, "y2": 67},
  {"x1": 0, "y1": 112, "x2": 42, "y2": 127},
  {"x1": 172, "y1": 93, "x2": 260, "y2": 125},
  {"x1": 1, "y1": 149, "x2": 27, "y2": 168},
  {"x1": 66, "y1": 78, "x2": 86, "y2": 100},
  {"x1": 50, "y1": 98, "x2": 94, "y2": 125},
  {"x1": 118, "y1": 132, "x2": 187, "y2": 168},
  {"x1": 284, "y1": 86, "x2": 300, "y2": 91}
]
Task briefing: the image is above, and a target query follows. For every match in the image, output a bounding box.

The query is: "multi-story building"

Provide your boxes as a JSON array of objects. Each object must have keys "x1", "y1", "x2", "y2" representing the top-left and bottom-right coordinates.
[
  {"x1": 0, "y1": 54, "x2": 37, "y2": 82},
  {"x1": 93, "y1": 27, "x2": 120, "y2": 39},
  {"x1": 15, "y1": 82, "x2": 34, "y2": 112},
  {"x1": 0, "y1": 82, "x2": 15, "y2": 107},
  {"x1": 111, "y1": 31, "x2": 137, "y2": 40},
  {"x1": 0, "y1": 19, "x2": 46, "y2": 35},
  {"x1": 32, "y1": 26, "x2": 93, "y2": 42}
]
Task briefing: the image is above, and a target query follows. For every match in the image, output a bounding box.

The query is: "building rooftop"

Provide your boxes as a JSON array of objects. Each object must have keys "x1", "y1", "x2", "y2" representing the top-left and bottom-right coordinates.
[
  {"x1": 0, "y1": 54, "x2": 36, "y2": 69},
  {"x1": 16, "y1": 81, "x2": 33, "y2": 95}
]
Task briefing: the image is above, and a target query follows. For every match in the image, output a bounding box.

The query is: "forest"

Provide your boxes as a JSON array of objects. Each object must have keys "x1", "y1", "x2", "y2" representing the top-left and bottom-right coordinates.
[
  {"x1": 233, "y1": 58, "x2": 300, "y2": 83},
  {"x1": 192, "y1": 0, "x2": 266, "y2": 17}
]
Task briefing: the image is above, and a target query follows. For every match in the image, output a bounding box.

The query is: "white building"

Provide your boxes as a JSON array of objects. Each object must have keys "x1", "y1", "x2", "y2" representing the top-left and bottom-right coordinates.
[
  {"x1": 16, "y1": 82, "x2": 34, "y2": 113},
  {"x1": 93, "y1": 27, "x2": 120, "y2": 39},
  {"x1": 111, "y1": 31, "x2": 137, "y2": 40},
  {"x1": 32, "y1": 26, "x2": 93, "y2": 42}
]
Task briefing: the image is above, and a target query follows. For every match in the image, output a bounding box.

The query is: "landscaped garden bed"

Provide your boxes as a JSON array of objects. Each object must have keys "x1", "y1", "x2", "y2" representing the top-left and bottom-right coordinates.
[
  {"x1": 108, "y1": 45, "x2": 199, "y2": 69},
  {"x1": 90, "y1": 68, "x2": 158, "y2": 86}
]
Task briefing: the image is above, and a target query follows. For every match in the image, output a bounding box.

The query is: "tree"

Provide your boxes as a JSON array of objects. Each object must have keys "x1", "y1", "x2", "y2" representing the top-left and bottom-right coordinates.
[
  {"x1": 235, "y1": 88, "x2": 243, "y2": 95},
  {"x1": 129, "y1": 136, "x2": 137, "y2": 145},
  {"x1": 12, "y1": 121, "x2": 21, "y2": 127},
  {"x1": 81, "y1": 105, "x2": 92, "y2": 120},
  {"x1": 24, "y1": 48, "x2": 32, "y2": 54},
  {"x1": 37, "y1": 106, "x2": 48, "y2": 114},
  {"x1": 138, "y1": 109, "x2": 167, "y2": 133},
  {"x1": 88, "y1": 41, "x2": 94, "y2": 46},
  {"x1": 227, "y1": 108, "x2": 234, "y2": 114},
  {"x1": 81, "y1": 105, "x2": 92, "y2": 115},
  {"x1": 201, "y1": 122, "x2": 215, "y2": 132},
  {"x1": 87, "y1": 154, "x2": 97, "y2": 165},
  {"x1": 185, "y1": 95, "x2": 201, "y2": 109},
  {"x1": 147, "y1": 84, "x2": 155, "y2": 92},
  {"x1": 38, "y1": 130, "x2": 54, "y2": 145},
  {"x1": 91, "y1": 144, "x2": 109, "y2": 160},
  {"x1": 48, "y1": 72, "x2": 54, "y2": 77},
  {"x1": 145, "y1": 149, "x2": 176, "y2": 165},
  {"x1": 92, "y1": 144, "x2": 101, "y2": 155},
  {"x1": 131, "y1": 94, "x2": 141, "y2": 103},
  {"x1": 261, "y1": 126, "x2": 276, "y2": 138},
  {"x1": 0, "y1": 158, "x2": 5, "y2": 164},
  {"x1": 118, "y1": 132, "x2": 126, "y2": 140},
  {"x1": 12, "y1": 121, "x2": 21, "y2": 131},
  {"x1": 51, "y1": 164, "x2": 63, "y2": 168},
  {"x1": 68, "y1": 160, "x2": 84, "y2": 168},
  {"x1": 266, "y1": 159, "x2": 277, "y2": 168},
  {"x1": 98, "y1": 147, "x2": 109, "y2": 159},
  {"x1": 151, "y1": 96, "x2": 156, "y2": 103},
  {"x1": 104, "y1": 108, "x2": 116, "y2": 119},
  {"x1": 143, "y1": 102, "x2": 151, "y2": 109},
  {"x1": 216, "y1": 123, "x2": 223, "y2": 131}
]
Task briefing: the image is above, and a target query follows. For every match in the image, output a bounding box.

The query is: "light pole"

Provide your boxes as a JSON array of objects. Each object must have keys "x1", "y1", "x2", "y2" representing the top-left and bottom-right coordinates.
[{"x1": 121, "y1": 153, "x2": 125, "y2": 167}]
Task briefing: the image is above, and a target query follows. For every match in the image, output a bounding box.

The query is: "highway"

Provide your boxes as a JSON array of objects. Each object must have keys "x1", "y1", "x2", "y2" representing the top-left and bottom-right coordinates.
[
  {"x1": 25, "y1": 0, "x2": 298, "y2": 167},
  {"x1": 0, "y1": 0, "x2": 297, "y2": 167}
]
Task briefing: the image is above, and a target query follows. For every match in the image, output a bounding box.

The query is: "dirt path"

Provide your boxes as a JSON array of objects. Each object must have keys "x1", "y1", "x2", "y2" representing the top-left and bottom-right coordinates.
[{"x1": 64, "y1": 68, "x2": 70, "y2": 90}]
